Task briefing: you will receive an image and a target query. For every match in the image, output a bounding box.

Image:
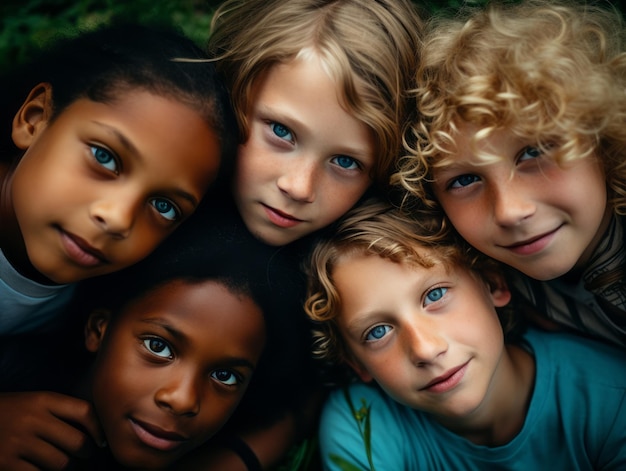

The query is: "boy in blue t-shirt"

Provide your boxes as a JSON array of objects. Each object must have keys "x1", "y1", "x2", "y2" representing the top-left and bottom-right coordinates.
[{"x1": 305, "y1": 199, "x2": 626, "y2": 470}]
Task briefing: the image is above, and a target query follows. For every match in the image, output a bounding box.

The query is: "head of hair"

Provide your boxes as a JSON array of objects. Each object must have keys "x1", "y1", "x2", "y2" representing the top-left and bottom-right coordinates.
[
  {"x1": 394, "y1": 0, "x2": 626, "y2": 213},
  {"x1": 0, "y1": 22, "x2": 238, "y2": 184},
  {"x1": 208, "y1": 0, "x2": 423, "y2": 188},
  {"x1": 304, "y1": 198, "x2": 520, "y2": 383}
]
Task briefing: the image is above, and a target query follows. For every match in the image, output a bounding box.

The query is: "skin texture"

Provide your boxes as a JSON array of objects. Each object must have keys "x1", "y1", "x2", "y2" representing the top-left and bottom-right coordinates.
[
  {"x1": 85, "y1": 279, "x2": 266, "y2": 469},
  {"x1": 1, "y1": 84, "x2": 221, "y2": 285},
  {"x1": 234, "y1": 53, "x2": 376, "y2": 246},
  {"x1": 431, "y1": 124, "x2": 611, "y2": 281},
  {"x1": 334, "y1": 252, "x2": 535, "y2": 444}
]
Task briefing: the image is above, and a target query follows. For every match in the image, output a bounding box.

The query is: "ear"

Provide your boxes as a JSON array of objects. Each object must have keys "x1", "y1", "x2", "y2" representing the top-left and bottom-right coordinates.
[
  {"x1": 343, "y1": 352, "x2": 374, "y2": 383},
  {"x1": 487, "y1": 273, "x2": 512, "y2": 308},
  {"x1": 12, "y1": 83, "x2": 53, "y2": 150},
  {"x1": 84, "y1": 309, "x2": 111, "y2": 353}
]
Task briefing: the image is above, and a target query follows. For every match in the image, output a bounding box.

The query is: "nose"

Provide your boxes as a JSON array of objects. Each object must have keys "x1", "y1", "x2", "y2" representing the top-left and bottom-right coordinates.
[
  {"x1": 491, "y1": 179, "x2": 536, "y2": 227},
  {"x1": 90, "y1": 194, "x2": 138, "y2": 239},
  {"x1": 276, "y1": 158, "x2": 317, "y2": 203},
  {"x1": 404, "y1": 320, "x2": 448, "y2": 366},
  {"x1": 155, "y1": 371, "x2": 201, "y2": 417}
]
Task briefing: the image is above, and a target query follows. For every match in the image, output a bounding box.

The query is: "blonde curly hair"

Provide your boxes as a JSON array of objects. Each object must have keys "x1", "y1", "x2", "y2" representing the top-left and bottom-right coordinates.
[
  {"x1": 393, "y1": 0, "x2": 626, "y2": 212},
  {"x1": 208, "y1": 0, "x2": 423, "y2": 188}
]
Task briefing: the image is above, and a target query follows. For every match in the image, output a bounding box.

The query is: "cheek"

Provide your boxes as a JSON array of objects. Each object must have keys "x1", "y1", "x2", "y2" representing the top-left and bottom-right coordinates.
[
  {"x1": 107, "y1": 230, "x2": 169, "y2": 274},
  {"x1": 318, "y1": 181, "x2": 371, "y2": 223},
  {"x1": 235, "y1": 140, "x2": 269, "y2": 185}
]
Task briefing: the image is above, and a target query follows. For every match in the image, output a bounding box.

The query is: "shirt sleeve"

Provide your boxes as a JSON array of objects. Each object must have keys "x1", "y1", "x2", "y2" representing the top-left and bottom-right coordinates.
[{"x1": 319, "y1": 383, "x2": 407, "y2": 471}]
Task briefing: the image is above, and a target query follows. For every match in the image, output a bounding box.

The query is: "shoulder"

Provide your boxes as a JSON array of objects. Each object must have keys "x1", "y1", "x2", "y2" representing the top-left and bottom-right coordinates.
[{"x1": 525, "y1": 328, "x2": 626, "y2": 389}]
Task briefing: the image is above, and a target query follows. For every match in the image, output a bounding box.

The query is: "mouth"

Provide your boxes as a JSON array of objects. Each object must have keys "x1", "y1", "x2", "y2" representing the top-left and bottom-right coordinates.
[
  {"x1": 261, "y1": 204, "x2": 304, "y2": 228},
  {"x1": 57, "y1": 227, "x2": 109, "y2": 267},
  {"x1": 421, "y1": 360, "x2": 469, "y2": 393},
  {"x1": 129, "y1": 417, "x2": 187, "y2": 452},
  {"x1": 500, "y1": 226, "x2": 561, "y2": 256}
]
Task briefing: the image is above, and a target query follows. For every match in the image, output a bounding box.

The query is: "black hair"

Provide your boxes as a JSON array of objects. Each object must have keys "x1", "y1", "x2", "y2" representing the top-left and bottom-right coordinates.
[{"x1": 0, "y1": 21, "x2": 238, "y2": 183}]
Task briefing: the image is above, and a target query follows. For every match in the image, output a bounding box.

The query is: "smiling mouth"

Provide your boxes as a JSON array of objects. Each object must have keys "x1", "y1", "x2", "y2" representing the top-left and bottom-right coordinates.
[
  {"x1": 421, "y1": 361, "x2": 469, "y2": 393},
  {"x1": 261, "y1": 204, "x2": 304, "y2": 228},
  {"x1": 58, "y1": 227, "x2": 109, "y2": 267},
  {"x1": 130, "y1": 418, "x2": 187, "y2": 452},
  {"x1": 501, "y1": 226, "x2": 561, "y2": 254}
]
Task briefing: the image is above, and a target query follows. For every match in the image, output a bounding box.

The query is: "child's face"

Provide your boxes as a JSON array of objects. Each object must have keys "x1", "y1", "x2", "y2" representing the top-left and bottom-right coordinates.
[
  {"x1": 85, "y1": 279, "x2": 265, "y2": 469},
  {"x1": 333, "y1": 252, "x2": 510, "y2": 421},
  {"x1": 6, "y1": 86, "x2": 221, "y2": 284},
  {"x1": 234, "y1": 54, "x2": 376, "y2": 246},
  {"x1": 431, "y1": 124, "x2": 610, "y2": 280}
]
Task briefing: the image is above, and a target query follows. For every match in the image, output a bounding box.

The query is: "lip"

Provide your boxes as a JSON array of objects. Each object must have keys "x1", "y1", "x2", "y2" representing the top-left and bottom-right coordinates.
[
  {"x1": 261, "y1": 204, "x2": 304, "y2": 228},
  {"x1": 130, "y1": 417, "x2": 187, "y2": 452},
  {"x1": 500, "y1": 226, "x2": 561, "y2": 256},
  {"x1": 421, "y1": 360, "x2": 469, "y2": 393},
  {"x1": 58, "y1": 227, "x2": 109, "y2": 267}
]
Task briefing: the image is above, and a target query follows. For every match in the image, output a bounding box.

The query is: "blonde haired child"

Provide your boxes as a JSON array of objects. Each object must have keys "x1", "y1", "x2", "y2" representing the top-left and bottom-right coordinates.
[
  {"x1": 305, "y1": 199, "x2": 626, "y2": 470},
  {"x1": 209, "y1": 0, "x2": 423, "y2": 246},
  {"x1": 394, "y1": 0, "x2": 626, "y2": 346}
]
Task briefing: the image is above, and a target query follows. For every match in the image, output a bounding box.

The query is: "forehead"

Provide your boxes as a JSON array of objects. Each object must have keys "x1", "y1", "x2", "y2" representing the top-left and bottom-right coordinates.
[{"x1": 120, "y1": 280, "x2": 262, "y2": 330}]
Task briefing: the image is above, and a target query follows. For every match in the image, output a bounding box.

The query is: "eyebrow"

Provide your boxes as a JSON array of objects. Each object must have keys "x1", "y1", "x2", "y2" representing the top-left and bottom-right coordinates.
[
  {"x1": 140, "y1": 318, "x2": 256, "y2": 370},
  {"x1": 92, "y1": 120, "x2": 138, "y2": 155},
  {"x1": 91, "y1": 121, "x2": 199, "y2": 208}
]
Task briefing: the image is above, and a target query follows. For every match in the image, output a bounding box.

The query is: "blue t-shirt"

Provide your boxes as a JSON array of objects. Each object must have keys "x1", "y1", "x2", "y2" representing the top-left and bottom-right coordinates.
[
  {"x1": 0, "y1": 249, "x2": 75, "y2": 334},
  {"x1": 319, "y1": 329, "x2": 626, "y2": 470}
]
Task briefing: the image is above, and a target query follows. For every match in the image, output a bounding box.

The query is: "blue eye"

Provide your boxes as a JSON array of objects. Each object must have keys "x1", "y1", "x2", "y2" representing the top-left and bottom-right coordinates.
[
  {"x1": 144, "y1": 338, "x2": 173, "y2": 358},
  {"x1": 212, "y1": 370, "x2": 239, "y2": 386},
  {"x1": 332, "y1": 155, "x2": 359, "y2": 170},
  {"x1": 518, "y1": 145, "x2": 543, "y2": 162},
  {"x1": 150, "y1": 198, "x2": 179, "y2": 222},
  {"x1": 449, "y1": 174, "x2": 479, "y2": 189},
  {"x1": 424, "y1": 287, "x2": 447, "y2": 305},
  {"x1": 270, "y1": 122, "x2": 293, "y2": 142},
  {"x1": 91, "y1": 146, "x2": 118, "y2": 173},
  {"x1": 365, "y1": 324, "x2": 392, "y2": 341}
]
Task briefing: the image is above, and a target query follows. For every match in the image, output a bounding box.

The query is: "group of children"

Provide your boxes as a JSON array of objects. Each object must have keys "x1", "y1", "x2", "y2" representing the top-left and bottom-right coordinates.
[{"x1": 1, "y1": 0, "x2": 625, "y2": 469}]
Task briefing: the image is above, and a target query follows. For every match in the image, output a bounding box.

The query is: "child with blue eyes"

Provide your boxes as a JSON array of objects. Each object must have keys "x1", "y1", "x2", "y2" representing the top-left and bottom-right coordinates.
[
  {"x1": 169, "y1": 0, "x2": 424, "y2": 469},
  {"x1": 305, "y1": 199, "x2": 626, "y2": 470},
  {"x1": 393, "y1": 0, "x2": 626, "y2": 347},
  {"x1": 0, "y1": 21, "x2": 236, "y2": 334},
  {"x1": 0, "y1": 209, "x2": 285, "y2": 470},
  {"x1": 208, "y1": 0, "x2": 423, "y2": 247},
  {"x1": 0, "y1": 21, "x2": 237, "y2": 470}
]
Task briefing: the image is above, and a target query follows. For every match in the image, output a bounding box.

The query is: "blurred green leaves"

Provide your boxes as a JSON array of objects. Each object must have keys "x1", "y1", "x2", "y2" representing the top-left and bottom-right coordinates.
[
  {"x1": 0, "y1": 0, "x2": 223, "y2": 68},
  {"x1": 2, "y1": 0, "x2": 622, "y2": 70}
]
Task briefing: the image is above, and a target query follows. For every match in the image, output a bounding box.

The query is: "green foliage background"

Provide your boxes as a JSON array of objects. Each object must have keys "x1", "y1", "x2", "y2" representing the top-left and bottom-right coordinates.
[
  {"x1": 1, "y1": 0, "x2": 624, "y2": 69},
  {"x1": 0, "y1": 0, "x2": 496, "y2": 69}
]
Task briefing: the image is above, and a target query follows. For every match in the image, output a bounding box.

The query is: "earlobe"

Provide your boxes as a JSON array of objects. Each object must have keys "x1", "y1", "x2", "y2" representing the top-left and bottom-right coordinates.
[
  {"x1": 84, "y1": 309, "x2": 111, "y2": 353},
  {"x1": 11, "y1": 83, "x2": 53, "y2": 150},
  {"x1": 488, "y1": 274, "x2": 512, "y2": 308}
]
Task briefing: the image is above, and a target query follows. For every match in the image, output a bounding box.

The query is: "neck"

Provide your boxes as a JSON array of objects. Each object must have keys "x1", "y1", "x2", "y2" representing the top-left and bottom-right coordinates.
[
  {"x1": 0, "y1": 164, "x2": 52, "y2": 284},
  {"x1": 436, "y1": 343, "x2": 535, "y2": 447}
]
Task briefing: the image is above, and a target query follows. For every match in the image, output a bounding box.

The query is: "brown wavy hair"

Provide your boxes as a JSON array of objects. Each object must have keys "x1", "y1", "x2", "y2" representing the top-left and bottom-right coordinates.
[{"x1": 208, "y1": 0, "x2": 423, "y2": 188}]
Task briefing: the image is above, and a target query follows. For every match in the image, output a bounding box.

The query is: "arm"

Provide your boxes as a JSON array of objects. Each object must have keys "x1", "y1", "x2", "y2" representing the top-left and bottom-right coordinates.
[{"x1": 0, "y1": 391, "x2": 105, "y2": 471}]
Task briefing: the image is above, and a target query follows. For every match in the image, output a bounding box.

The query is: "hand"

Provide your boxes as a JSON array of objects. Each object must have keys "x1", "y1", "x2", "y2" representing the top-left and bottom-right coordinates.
[{"x1": 0, "y1": 391, "x2": 105, "y2": 471}]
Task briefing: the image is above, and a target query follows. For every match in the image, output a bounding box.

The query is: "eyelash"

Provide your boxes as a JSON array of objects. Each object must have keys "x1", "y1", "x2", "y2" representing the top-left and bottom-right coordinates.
[
  {"x1": 424, "y1": 286, "x2": 448, "y2": 306},
  {"x1": 90, "y1": 145, "x2": 120, "y2": 174},
  {"x1": 211, "y1": 369, "x2": 243, "y2": 387},
  {"x1": 364, "y1": 324, "x2": 392, "y2": 342},
  {"x1": 142, "y1": 336, "x2": 173, "y2": 359}
]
